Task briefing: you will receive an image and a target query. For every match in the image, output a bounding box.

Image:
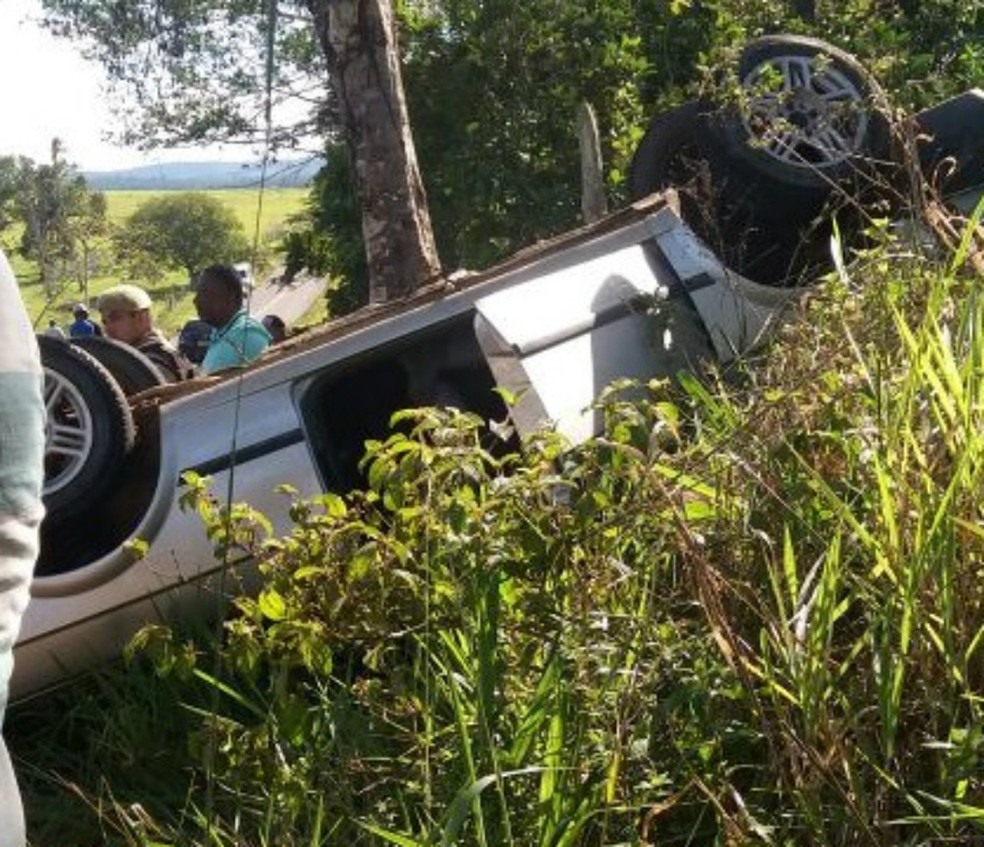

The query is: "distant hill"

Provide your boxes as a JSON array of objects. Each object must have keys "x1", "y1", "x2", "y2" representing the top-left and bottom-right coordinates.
[{"x1": 85, "y1": 158, "x2": 323, "y2": 191}]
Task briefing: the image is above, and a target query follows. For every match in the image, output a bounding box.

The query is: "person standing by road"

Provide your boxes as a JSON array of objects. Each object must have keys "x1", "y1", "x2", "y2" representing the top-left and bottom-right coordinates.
[
  {"x1": 194, "y1": 264, "x2": 271, "y2": 374},
  {"x1": 0, "y1": 249, "x2": 46, "y2": 845},
  {"x1": 97, "y1": 284, "x2": 195, "y2": 382},
  {"x1": 68, "y1": 304, "x2": 100, "y2": 338},
  {"x1": 42, "y1": 319, "x2": 65, "y2": 339}
]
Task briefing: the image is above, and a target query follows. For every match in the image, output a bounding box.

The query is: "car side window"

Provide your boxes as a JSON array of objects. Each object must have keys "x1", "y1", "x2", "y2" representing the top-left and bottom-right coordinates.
[{"x1": 298, "y1": 316, "x2": 510, "y2": 492}]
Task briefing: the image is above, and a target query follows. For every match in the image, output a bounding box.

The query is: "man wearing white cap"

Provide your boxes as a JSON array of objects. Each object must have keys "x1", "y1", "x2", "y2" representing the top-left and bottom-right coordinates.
[{"x1": 97, "y1": 284, "x2": 194, "y2": 382}]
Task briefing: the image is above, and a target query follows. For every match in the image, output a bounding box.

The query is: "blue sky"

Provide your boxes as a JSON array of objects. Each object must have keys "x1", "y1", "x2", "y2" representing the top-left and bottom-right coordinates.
[{"x1": 0, "y1": 0, "x2": 266, "y2": 170}]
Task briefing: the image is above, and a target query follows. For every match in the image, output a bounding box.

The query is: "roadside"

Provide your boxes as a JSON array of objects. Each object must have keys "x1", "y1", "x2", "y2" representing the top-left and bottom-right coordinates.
[{"x1": 243, "y1": 269, "x2": 328, "y2": 329}]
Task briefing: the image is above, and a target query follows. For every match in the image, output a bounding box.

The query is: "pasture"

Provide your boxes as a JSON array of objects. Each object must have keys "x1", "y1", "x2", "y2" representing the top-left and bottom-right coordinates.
[
  {"x1": 9, "y1": 186, "x2": 307, "y2": 335},
  {"x1": 104, "y1": 187, "x2": 306, "y2": 242}
]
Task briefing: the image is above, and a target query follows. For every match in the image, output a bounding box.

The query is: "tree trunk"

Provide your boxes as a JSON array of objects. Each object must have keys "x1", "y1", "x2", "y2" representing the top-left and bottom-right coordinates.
[{"x1": 307, "y1": 0, "x2": 441, "y2": 303}]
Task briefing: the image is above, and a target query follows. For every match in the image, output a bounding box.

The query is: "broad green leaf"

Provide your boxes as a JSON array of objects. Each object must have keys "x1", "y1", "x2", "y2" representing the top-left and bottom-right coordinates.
[{"x1": 258, "y1": 588, "x2": 287, "y2": 621}]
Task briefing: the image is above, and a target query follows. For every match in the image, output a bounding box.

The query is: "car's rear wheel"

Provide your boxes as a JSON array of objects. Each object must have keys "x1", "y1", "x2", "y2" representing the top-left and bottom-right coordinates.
[
  {"x1": 627, "y1": 97, "x2": 834, "y2": 285},
  {"x1": 71, "y1": 336, "x2": 166, "y2": 396},
  {"x1": 39, "y1": 336, "x2": 135, "y2": 521},
  {"x1": 628, "y1": 35, "x2": 891, "y2": 284},
  {"x1": 629, "y1": 102, "x2": 713, "y2": 200}
]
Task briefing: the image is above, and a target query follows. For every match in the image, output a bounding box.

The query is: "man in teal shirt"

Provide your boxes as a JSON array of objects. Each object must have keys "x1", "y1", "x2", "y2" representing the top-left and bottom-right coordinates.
[{"x1": 194, "y1": 264, "x2": 271, "y2": 374}]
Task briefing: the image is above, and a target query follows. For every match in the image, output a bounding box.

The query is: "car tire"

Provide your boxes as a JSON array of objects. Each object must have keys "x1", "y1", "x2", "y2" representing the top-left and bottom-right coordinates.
[
  {"x1": 715, "y1": 34, "x2": 890, "y2": 192},
  {"x1": 39, "y1": 336, "x2": 136, "y2": 521},
  {"x1": 628, "y1": 101, "x2": 715, "y2": 200},
  {"x1": 627, "y1": 100, "x2": 745, "y2": 248},
  {"x1": 71, "y1": 336, "x2": 166, "y2": 396}
]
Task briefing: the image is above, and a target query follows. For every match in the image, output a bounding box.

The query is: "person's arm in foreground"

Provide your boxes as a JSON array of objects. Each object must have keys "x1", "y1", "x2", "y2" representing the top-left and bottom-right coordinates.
[{"x1": 0, "y1": 250, "x2": 45, "y2": 845}]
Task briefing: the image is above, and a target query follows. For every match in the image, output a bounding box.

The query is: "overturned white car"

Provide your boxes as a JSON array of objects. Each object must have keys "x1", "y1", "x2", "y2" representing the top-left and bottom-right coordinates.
[
  {"x1": 22, "y1": 32, "x2": 982, "y2": 699},
  {"x1": 19, "y1": 193, "x2": 801, "y2": 698}
]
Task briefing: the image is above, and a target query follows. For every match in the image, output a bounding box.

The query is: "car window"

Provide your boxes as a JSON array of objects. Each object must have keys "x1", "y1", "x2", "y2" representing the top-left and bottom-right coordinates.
[{"x1": 298, "y1": 315, "x2": 509, "y2": 492}]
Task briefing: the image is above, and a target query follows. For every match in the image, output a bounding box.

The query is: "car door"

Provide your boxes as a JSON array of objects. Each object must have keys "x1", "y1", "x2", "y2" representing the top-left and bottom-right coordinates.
[{"x1": 473, "y1": 202, "x2": 801, "y2": 443}]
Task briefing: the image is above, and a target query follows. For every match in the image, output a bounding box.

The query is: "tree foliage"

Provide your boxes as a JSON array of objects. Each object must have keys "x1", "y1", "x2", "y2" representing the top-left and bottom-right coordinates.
[
  {"x1": 0, "y1": 157, "x2": 20, "y2": 232},
  {"x1": 38, "y1": 0, "x2": 984, "y2": 307},
  {"x1": 65, "y1": 189, "x2": 109, "y2": 301},
  {"x1": 40, "y1": 0, "x2": 325, "y2": 152},
  {"x1": 283, "y1": 142, "x2": 367, "y2": 312},
  {"x1": 0, "y1": 144, "x2": 107, "y2": 295},
  {"x1": 400, "y1": 0, "x2": 651, "y2": 270},
  {"x1": 115, "y1": 192, "x2": 248, "y2": 281},
  {"x1": 286, "y1": 0, "x2": 984, "y2": 313},
  {"x1": 41, "y1": 0, "x2": 441, "y2": 303}
]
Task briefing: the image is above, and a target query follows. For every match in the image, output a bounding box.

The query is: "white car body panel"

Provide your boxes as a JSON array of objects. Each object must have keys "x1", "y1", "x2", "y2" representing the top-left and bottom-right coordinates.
[
  {"x1": 474, "y1": 205, "x2": 800, "y2": 440},
  {"x1": 652, "y1": 216, "x2": 802, "y2": 362}
]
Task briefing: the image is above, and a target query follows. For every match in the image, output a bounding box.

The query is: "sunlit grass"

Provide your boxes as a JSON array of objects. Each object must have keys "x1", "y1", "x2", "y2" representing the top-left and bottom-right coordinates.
[{"x1": 104, "y1": 187, "x2": 306, "y2": 243}]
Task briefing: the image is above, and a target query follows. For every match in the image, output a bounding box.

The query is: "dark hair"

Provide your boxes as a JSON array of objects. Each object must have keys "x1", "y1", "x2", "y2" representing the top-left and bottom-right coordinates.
[{"x1": 199, "y1": 264, "x2": 244, "y2": 305}]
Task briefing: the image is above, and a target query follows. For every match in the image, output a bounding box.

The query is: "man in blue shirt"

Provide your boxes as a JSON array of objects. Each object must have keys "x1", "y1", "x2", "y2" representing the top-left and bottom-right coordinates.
[
  {"x1": 0, "y1": 249, "x2": 45, "y2": 844},
  {"x1": 194, "y1": 264, "x2": 271, "y2": 375},
  {"x1": 68, "y1": 304, "x2": 101, "y2": 338}
]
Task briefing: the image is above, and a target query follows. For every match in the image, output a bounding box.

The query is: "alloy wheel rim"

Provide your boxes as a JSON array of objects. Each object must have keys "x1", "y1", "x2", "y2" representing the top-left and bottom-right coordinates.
[
  {"x1": 43, "y1": 366, "x2": 95, "y2": 496},
  {"x1": 741, "y1": 54, "x2": 869, "y2": 170}
]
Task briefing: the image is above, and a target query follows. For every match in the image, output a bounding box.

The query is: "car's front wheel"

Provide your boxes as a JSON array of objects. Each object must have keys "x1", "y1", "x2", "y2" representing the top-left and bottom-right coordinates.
[{"x1": 718, "y1": 34, "x2": 890, "y2": 192}]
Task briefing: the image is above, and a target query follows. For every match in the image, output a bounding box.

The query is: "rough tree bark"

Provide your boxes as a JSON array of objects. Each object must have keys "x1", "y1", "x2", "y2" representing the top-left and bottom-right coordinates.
[{"x1": 307, "y1": 0, "x2": 442, "y2": 303}]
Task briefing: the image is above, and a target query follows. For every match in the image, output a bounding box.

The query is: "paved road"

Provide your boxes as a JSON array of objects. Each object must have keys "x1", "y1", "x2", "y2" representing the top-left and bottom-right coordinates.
[{"x1": 245, "y1": 272, "x2": 328, "y2": 328}]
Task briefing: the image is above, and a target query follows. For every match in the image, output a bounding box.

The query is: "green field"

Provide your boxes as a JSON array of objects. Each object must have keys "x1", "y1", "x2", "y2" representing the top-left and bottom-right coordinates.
[
  {"x1": 103, "y1": 187, "x2": 307, "y2": 242},
  {"x1": 8, "y1": 186, "x2": 308, "y2": 335}
]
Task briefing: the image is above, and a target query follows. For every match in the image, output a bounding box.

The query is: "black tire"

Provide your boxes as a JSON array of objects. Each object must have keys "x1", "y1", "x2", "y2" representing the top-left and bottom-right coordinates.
[
  {"x1": 628, "y1": 101, "x2": 711, "y2": 200},
  {"x1": 627, "y1": 101, "x2": 743, "y2": 249},
  {"x1": 39, "y1": 335, "x2": 136, "y2": 521},
  {"x1": 71, "y1": 336, "x2": 166, "y2": 396},
  {"x1": 626, "y1": 99, "x2": 818, "y2": 284},
  {"x1": 715, "y1": 34, "x2": 890, "y2": 191}
]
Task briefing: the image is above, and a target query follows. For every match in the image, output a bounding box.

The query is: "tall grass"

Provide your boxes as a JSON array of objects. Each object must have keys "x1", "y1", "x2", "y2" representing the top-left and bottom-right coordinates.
[{"x1": 10, "y1": 207, "x2": 984, "y2": 845}]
